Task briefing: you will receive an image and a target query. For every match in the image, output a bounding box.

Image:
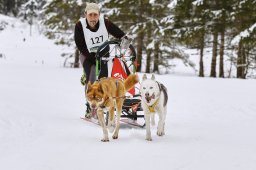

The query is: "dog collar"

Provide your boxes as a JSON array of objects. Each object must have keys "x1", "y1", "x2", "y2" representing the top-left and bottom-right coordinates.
[{"x1": 148, "y1": 98, "x2": 159, "y2": 112}]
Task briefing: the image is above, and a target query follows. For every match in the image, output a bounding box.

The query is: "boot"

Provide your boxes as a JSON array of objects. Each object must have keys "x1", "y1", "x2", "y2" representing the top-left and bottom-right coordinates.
[{"x1": 84, "y1": 102, "x2": 92, "y2": 119}]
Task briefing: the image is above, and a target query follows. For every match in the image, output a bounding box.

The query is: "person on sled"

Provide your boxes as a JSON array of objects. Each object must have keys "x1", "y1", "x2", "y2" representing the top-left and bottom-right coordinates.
[{"x1": 74, "y1": 2, "x2": 127, "y2": 118}]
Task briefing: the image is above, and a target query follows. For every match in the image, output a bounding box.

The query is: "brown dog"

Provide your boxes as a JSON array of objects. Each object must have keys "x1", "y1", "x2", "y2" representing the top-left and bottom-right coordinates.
[{"x1": 86, "y1": 74, "x2": 139, "y2": 142}]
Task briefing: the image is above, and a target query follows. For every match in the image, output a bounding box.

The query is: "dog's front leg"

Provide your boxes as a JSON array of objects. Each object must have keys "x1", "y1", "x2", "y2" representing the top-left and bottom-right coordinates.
[
  {"x1": 97, "y1": 109, "x2": 109, "y2": 142},
  {"x1": 112, "y1": 101, "x2": 123, "y2": 139},
  {"x1": 107, "y1": 107, "x2": 115, "y2": 133},
  {"x1": 145, "y1": 113, "x2": 152, "y2": 141},
  {"x1": 157, "y1": 109, "x2": 166, "y2": 136},
  {"x1": 151, "y1": 114, "x2": 155, "y2": 126},
  {"x1": 112, "y1": 112, "x2": 120, "y2": 139}
]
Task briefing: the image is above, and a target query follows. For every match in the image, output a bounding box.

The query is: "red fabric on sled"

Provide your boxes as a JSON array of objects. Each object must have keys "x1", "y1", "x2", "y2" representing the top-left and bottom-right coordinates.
[{"x1": 111, "y1": 57, "x2": 135, "y2": 95}]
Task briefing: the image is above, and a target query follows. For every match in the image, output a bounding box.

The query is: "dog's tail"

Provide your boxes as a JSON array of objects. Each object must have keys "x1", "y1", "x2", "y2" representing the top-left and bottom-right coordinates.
[{"x1": 124, "y1": 74, "x2": 139, "y2": 91}]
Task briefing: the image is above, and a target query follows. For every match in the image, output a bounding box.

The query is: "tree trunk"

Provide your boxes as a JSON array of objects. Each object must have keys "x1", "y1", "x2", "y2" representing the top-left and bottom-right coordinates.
[
  {"x1": 210, "y1": 31, "x2": 218, "y2": 77},
  {"x1": 242, "y1": 46, "x2": 246, "y2": 78},
  {"x1": 219, "y1": 10, "x2": 226, "y2": 78},
  {"x1": 146, "y1": 50, "x2": 151, "y2": 73},
  {"x1": 199, "y1": 30, "x2": 205, "y2": 77},
  {"x1": 219, "y1": 29, "x2": 225, "y2": 78},
  {"x1": 135, "y1": 0, "x2": 144, "y2": 72},
  {"x1": 237, "y1": 40, "x2": 243, "y2": 78},
  {"x1": 145, "y1": 14, "x2": 152, "y2": 73},
  {"x1": 153, "y1": 42, "x2": 159, "y2": 73},
  {"x1": 136, "y1": 30, "x2": 144, "y2": 72},
  {"x1": 73, "y1": 48, "x2": 80, "y2": 68}
]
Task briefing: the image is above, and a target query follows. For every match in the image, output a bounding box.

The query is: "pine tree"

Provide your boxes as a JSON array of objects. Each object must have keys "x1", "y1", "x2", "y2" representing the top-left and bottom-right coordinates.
[
  {"x1": 136, "y1": 1, "x2": 145, "y2": 72},
  {"x1": 43, "y1": 0, "x2": 84, "y2": 46},
  {"x1": 0, "y1": 0, "x2": 4, "y2": 13},
  {"x1": 174, "y1": 0, "x2": 210, "y2": 77},
  {"x1": 217, "y1": 0, "x2": 235, "y2": 78},
  {"x1": 104, "y1": 0, "x2": 172, "y2": 73},
  {"x1": 194, "y1": 0, "x2": 210, "y2": 77},
  {"x1": 0, "y1": 0, "x2": 27, "y2": 16},
  {"x1": 230, "y1": 0, "x2": 256, "y2": 78},
  {"x1": 2, "y1": 0, "x2": 15, "y2": 15},
  {"x1": 173, "y1": 0, "x2": 194, "y2": 46},
  {"x1": 149, "y1": 0, "x2": 172, "y2": 74},
  {"x1": 208, "y1": 0, "x2": 235, "y2": 78},
  {"x1": 21, "y1": 0, "x2": 39, "y2": 36},
  {"x1": 145, "y1": 13, "x2": 152, "y2": 73},
  {"x1": 210, "y1": 30, "x2": 218, "y2": 77},
  {"x1": 42, "y1": 0, "x2": 85, "y2": 68}
]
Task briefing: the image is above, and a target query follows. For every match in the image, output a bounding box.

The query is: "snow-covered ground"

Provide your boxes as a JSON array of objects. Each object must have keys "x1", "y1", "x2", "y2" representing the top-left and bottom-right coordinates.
[{"x1": 1, "y1": 15, "x2": 256, "y2": 170}]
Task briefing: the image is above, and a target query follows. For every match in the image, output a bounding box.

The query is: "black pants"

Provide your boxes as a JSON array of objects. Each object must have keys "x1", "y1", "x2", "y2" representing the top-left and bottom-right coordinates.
[{"x1": 79, "y1": 55, "x2": 109, "y2": 94}]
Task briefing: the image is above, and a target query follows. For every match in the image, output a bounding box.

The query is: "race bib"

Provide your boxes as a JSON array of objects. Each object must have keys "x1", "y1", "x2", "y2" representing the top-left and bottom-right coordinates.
[{"x1": 80, "y1": 15, "x2": 109, "y2": 53}]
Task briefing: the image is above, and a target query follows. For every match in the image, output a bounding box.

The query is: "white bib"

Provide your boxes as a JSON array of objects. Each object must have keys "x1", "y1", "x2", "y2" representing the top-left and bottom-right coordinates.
[{"x1": 80, "y1": 15, "x2": 109, "y2": 53}]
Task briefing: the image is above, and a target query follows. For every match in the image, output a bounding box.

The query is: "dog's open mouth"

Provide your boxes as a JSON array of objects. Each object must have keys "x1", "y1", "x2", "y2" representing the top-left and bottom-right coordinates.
[
  {"x1": 91, "y1": 108, "x2": 97, "y2": 118},
  {"x1": 145, "y1": 93, "x2": 155, "y2": 103}
]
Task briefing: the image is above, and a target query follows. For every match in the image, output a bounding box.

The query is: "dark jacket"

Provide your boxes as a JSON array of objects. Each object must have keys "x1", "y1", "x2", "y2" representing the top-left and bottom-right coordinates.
[{"x1": 74, "y1": 17, "x2": 125, "y2": 64}]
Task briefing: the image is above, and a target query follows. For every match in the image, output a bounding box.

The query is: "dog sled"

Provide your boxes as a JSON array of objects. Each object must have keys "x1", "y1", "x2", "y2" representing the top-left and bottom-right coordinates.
[{"x1": 82, "y1": 38, "x2": 145, "y2": 128}]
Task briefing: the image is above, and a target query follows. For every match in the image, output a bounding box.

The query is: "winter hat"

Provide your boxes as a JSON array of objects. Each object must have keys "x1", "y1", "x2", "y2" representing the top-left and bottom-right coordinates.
[{"x1": 85, "y1": 3, "x2": 100, "y2": 14}]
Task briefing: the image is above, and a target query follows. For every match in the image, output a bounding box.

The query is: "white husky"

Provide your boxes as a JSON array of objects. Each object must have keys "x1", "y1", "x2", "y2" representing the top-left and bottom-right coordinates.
[{"x1": 140, "y1": 74, "x2": 168, "y2": 141}]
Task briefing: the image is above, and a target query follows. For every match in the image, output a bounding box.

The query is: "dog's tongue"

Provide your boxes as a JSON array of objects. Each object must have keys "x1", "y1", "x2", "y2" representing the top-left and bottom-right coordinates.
[
  {"x1": 91, "y1": 108, "x2": 97, "y2": 118},
  {"x1": 145, "y1": 96, "x2": 151, "y2": 103},
  {"x1": 145, "y1": 93, "x2": 155, "y2": 103}
]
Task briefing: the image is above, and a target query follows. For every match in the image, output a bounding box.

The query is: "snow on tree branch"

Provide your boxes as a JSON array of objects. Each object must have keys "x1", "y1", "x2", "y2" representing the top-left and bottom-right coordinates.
[{"x1": 231, "y1": 23, "x2": 256, "y2": 46}]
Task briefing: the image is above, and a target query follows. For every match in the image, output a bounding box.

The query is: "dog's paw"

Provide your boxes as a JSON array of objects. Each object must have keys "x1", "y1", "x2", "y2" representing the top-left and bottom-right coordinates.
[
  {"x1": 101, "y1": 138, "x2": 109, "y2": 142},
  {"x1": 157, "y1": 130, "x2": 165, "y2": 136},
  {"x1": 112, "y1": 135, "x2": 118, "y2": 139},
  {"x1": 145, "y1": 137, "x2": 152, "y2": 141}
]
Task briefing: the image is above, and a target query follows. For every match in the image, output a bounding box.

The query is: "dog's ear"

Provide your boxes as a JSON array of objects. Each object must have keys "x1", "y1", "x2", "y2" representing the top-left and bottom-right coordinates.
[
  {"x1": 151, "y1": 74, "x2": 155, "y2": 80},
  {"x1": 142, "y1": 74, "x2": 147, "y2": 80},
  {"x1": 98, "y1": 83, "x2": 103, "y2": 92}
]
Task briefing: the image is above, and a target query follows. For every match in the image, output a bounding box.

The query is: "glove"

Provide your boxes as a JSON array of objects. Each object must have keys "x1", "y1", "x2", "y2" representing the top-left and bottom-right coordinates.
[
  {"x1": 120, "y1": 35, "x2": 133, "y2": 50},
  {"x1": 80, "y1": 73, "x2": 86, "y2": 86}
]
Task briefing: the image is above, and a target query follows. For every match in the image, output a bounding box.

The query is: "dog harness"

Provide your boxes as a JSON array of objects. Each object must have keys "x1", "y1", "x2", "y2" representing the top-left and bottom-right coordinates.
[
  {"x1": 98, "y1": 79, "x2": 125, "y2": 109},
  {"x1": 148, "y1": 97, "x2": 160, "y2": 112}
]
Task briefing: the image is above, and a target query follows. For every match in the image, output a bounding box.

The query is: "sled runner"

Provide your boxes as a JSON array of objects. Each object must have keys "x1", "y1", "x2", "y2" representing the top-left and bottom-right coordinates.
[{"x1": 81, "y1": 117, "x2": 145, "y2": 128}]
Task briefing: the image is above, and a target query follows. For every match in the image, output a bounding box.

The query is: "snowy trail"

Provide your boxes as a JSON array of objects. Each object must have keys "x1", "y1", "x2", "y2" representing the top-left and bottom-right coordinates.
[{"x1": 1, "y1": 62, "x2": 256, "y2": 170}]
